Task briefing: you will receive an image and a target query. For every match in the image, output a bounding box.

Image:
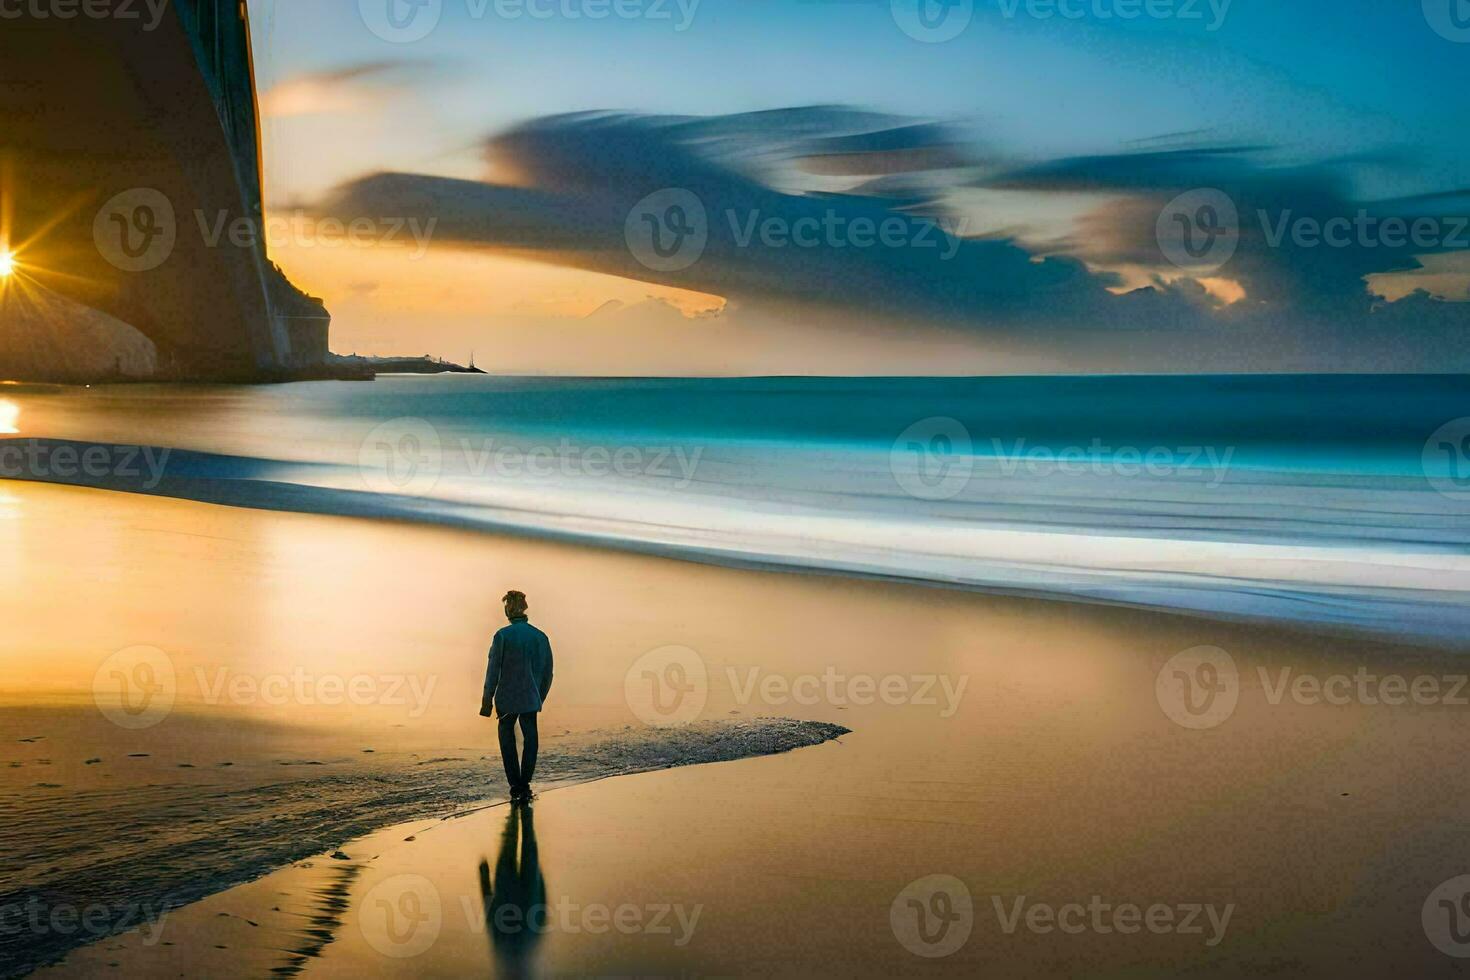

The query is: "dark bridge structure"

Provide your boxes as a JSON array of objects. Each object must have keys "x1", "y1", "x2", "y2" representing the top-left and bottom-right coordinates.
[{"x1": 0, "y1": 0, "x2": 328, "y2": 380}]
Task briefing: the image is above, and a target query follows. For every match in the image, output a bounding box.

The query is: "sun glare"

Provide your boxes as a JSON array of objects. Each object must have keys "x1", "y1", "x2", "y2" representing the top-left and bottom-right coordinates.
[
  {"x1": 0, "y1": 251, "x2": 15, "y2": 278},
  {"x1": 0, "y1": 400, "x2": 18, "y2": 434}
]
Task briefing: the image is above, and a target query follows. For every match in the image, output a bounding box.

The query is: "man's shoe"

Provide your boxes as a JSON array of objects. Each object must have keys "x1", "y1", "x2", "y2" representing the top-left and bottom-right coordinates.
[{"x1": 509, "y1": 784, "x2": 529, "y2": 802}]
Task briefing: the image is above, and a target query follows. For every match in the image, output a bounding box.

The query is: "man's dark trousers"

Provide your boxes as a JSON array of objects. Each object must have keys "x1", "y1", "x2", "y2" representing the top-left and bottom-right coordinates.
[{"x1": 498, "y1": 712, "x2": 538, "y2": 790}]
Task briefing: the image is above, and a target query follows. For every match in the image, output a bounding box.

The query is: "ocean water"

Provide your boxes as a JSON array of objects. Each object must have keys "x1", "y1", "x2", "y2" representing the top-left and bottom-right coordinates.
[{"x1": 4, "y1": 373, "x2": 1469, "y2": 643}]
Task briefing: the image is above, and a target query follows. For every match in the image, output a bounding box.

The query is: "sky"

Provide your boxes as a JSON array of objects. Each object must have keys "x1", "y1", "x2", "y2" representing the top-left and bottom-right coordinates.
[{"x1": 246, "y1": 0, "x2": 1470, "y2": 374}]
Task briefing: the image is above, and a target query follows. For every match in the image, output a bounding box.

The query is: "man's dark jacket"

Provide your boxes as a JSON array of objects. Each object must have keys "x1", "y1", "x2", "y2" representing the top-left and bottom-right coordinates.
[{"x1": 481, "y1": 617, "x2": 554, "y2": 717}]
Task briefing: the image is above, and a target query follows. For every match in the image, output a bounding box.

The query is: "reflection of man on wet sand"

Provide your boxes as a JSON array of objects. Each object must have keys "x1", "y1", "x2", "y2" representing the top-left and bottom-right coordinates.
[{"x1": 479, "y1": 804, "x2": 546, "y2": 977}]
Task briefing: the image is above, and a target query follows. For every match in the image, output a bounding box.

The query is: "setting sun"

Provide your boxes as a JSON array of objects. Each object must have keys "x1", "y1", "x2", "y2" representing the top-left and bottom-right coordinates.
[{"x1": 0, "y1": 250, "x2": 15, "y2": 278}]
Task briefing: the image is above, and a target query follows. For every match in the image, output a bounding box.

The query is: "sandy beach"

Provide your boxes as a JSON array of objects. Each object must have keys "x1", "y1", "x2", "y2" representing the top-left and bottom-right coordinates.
[{"x1": 5, "y1": 477, "x2": 1470, "y2": 976}]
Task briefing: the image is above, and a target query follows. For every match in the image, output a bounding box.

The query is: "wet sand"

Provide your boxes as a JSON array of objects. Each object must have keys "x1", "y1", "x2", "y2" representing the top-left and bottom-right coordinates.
[{"x1": 7, "y1": 481, "x2": 1470, "y2": 976}]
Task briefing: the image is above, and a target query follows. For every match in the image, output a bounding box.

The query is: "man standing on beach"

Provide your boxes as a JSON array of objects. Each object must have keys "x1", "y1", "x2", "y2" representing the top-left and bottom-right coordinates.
[{"x1": 481, "y1": 590, "x2": 554, "y2": 803}]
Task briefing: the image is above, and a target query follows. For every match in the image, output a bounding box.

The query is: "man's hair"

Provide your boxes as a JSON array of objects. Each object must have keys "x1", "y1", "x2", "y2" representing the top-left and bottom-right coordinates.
[{"x1": 503, "y1": 590, "x2": 528, "y2": 617}]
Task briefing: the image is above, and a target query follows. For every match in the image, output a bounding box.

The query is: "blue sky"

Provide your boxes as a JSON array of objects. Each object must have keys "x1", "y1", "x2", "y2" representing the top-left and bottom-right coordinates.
[{"x1": 245, "y1": 0, "x2": 1470, "y2": 373}]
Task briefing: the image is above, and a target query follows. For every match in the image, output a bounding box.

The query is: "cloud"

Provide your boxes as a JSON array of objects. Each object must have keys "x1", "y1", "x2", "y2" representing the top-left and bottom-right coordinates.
[
  {"x1": 313, "y1": 108, "x2": 1470, "y2": 372},
  {"x1": 987, "y1": 145, "x2": 1470, "y2": 309},
  {"x1": 260, "y1": 61, "x2": 440, "y2": 118}
]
